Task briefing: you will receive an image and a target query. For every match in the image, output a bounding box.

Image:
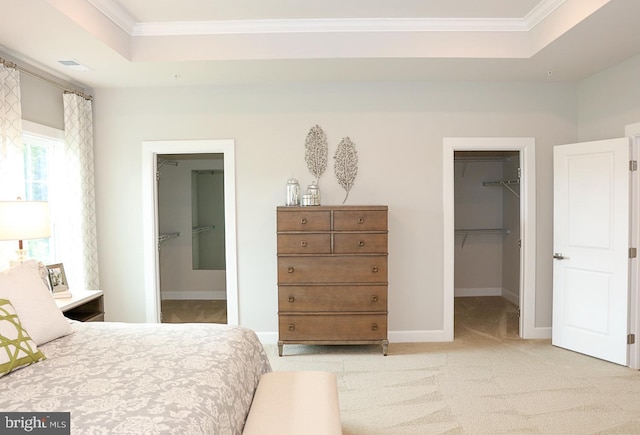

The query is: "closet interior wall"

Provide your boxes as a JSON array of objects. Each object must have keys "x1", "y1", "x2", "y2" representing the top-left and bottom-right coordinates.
[
  {"x1": 157, "y1": 155, "x2": 227, "y2": 303},
  {"x1": 454, "y1": 151, "x2": 520, "y2": 305}
]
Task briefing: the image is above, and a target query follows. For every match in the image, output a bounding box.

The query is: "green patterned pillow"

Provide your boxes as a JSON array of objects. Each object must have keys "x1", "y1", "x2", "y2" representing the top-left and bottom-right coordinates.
[{"x1": 0, "y1": 298, "x2": 46, "y2": 377}]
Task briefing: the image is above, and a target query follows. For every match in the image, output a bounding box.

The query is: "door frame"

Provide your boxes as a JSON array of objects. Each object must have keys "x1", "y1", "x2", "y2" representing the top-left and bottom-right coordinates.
[
  {"x1": 141, "y1": 140, "x2": 239, "y2": 324},
  {"x1": 443, "y1": 137, "x2": 540, "y2": 340},
  {"x1": 626, "y1": 122, "x2": 640, "y2": 369}
]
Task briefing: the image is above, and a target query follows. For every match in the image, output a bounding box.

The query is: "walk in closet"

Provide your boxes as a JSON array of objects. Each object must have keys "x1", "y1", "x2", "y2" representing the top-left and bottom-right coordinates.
[
  {"x1": 156, "y1": 153, "x2": 227, "y2": 324},
  {"x1": 454, "y1": 151, "x2": 521, "y2": 331}
]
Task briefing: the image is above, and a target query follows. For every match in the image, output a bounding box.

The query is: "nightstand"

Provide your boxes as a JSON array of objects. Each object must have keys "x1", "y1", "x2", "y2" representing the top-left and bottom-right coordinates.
[{"x1": 54, "y1": 289, "x2": 105, "y2": 322}]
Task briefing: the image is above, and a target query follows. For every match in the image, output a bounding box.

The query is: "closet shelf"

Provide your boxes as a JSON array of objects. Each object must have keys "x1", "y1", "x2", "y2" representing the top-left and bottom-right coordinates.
[
  {"x1": 159, "y1": 232, "x2": 180, "y2": 245},
  {"x1": 455, "y1": 228, "x2": 511, "y2": 248},
  {"x1": 192, "y1": 225, "x2": 215, "y2": 236},
  {"x1": 455, "y1": 155, "x2": 512, "y2": 179},
  {"x1": 483, "y1": 179, "x2": 520, "y2": 198}
]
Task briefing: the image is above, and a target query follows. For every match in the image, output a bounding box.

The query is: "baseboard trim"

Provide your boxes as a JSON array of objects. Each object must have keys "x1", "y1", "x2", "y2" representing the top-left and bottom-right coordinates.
[
  {"x1": 501, "y1": 289, "x2": 520, "y2": 306},
  {"x1": 256, "y1": 327, "x2": 550, "y2": 346},
  {"x1": 522, "y1": 326, "x2": 552, "y2": 339},
  {"x1": 256, "y1": 330, "x2": 454, "y2": 345},
  {"x1": 389, "y1": 330, "x2": 452, "y2": 342},
  {"x1": 455, "y1": 287, "x2": 502, "y2": 297},
  {"x1": 256, "y1": 332, "x2": 278, "y2": 345},
  {"x1": 161, "y1": 291, "x2": 227, "y2": 300}
]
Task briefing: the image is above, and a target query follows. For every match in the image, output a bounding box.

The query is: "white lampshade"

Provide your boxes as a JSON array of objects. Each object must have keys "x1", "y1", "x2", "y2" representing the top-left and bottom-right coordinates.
[{"x1": 0, "y1": 201, "x2": 51, "y2": 241}]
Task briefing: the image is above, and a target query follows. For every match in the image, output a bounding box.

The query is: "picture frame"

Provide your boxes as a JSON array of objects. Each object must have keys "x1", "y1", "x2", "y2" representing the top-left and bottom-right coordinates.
[{"x1": 47, "y1": 263, "x2": 69, "y2": 293}]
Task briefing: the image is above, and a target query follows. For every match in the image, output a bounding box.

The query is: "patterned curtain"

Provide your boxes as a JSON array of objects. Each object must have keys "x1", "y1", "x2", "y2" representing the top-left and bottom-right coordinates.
[
  {"x1": 61, "y1": 93, "x2": 99, "y2": 290},
  {"x1": 0, "y1": 62, "x2": 24, "y2": 200}
]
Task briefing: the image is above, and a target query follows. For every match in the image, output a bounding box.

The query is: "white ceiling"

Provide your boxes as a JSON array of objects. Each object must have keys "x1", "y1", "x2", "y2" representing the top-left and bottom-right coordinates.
[{"x1": 0, "y1": 0, "x2": 639, "y2": 90}]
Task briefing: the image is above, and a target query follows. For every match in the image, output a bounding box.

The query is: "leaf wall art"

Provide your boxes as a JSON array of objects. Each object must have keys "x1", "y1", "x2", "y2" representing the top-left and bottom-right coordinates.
[
  {"x1": 334, "y1": 137, "x2": 358, "y2": 204},
  {"x1": 304, "y1": 125, "x2": 328, "y2": 184}
]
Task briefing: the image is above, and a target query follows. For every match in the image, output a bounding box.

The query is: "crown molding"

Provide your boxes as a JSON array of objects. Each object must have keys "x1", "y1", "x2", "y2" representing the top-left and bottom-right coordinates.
[
  {"x1": 89, "y1": 0, "x2": 566, "y2": 37},
  {"x1": 88, "y1": 0, "x2": 137, "y2": 34},
  {"x1": 132, "y1": 17, "x2": 531, "y2": 36},
  {"x1": 524, "y1": 0, "x2": 566, "y2": 28}
]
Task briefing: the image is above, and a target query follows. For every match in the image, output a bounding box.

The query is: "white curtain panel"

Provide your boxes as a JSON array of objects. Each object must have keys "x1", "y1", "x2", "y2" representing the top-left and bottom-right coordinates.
[
  {"x1": 62, "y1": 93, "x2": 100, "y2": 290},
  {"x1": 0, "y1": 63, "x2": 24, "y2": 266},
  {"x1": 0, "y1": 63, "x2": 24, "y2": 199}
]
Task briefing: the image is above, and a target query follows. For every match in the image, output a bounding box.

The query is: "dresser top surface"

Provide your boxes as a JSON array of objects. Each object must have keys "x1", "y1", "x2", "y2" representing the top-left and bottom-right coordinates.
[{"x1": 277, "y1": 205, "x2": 387, "y2": 211}]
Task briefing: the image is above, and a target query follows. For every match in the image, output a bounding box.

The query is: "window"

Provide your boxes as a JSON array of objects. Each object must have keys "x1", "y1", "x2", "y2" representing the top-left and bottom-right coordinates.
[{"x1": 0, "y1": 121, "x2": 63, "y2": 268}]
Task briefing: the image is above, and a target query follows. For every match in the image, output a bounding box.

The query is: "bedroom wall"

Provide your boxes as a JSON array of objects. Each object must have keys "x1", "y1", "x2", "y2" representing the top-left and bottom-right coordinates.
[
  {"x1": 92, "y1": 81, "x2": 576, "y2": 339},
  {"x1": 577, "y1": 52, "x2": 640, "y2": 141}
]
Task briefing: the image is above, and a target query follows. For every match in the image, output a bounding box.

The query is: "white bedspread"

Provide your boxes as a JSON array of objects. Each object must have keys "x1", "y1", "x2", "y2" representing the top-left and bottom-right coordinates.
[{"x1": 0, "y1": 321, "x2": 271, "y2": 435}]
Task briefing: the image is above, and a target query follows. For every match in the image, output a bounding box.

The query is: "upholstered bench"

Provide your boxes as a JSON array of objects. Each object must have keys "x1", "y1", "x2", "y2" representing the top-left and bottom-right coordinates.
[{"x1": 242, "y1": 371, "x2": 342, "y2": 435}]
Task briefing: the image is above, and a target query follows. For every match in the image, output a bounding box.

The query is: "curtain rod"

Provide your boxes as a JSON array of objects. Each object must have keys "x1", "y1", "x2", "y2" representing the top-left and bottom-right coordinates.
[{"x1": 1, "y1": 56, "x2": 93, "y2": 101}]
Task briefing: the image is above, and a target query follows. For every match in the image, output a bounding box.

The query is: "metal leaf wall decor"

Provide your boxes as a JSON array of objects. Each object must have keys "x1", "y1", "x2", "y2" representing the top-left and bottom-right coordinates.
[
  {"x1": 304, "y1": 125, "x2": 328, "y2": 184},
  {"x1": 334, "y1": 137, "x2": 358, "y2": 204}
]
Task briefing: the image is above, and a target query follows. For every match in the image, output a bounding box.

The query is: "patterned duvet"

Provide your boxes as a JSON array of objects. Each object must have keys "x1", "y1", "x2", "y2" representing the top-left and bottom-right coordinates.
[{"x1": 0, "y1": 321, "x2": 272, "y2": 434}]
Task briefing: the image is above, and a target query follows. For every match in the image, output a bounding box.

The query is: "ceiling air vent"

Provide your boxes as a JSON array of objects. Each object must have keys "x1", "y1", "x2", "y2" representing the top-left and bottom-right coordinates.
[{"x1": 57, "y1": 59, "x2": 92, "y2": 72}]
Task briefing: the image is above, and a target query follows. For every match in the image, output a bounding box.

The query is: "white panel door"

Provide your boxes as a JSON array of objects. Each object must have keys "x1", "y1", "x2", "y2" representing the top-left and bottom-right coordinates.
[{"x1": 552, "y1": 138, "x2": 630, "y2": 365}]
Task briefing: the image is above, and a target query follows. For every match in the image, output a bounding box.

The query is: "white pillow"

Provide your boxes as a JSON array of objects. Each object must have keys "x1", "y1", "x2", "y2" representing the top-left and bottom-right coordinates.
[{"x1": 0, "y1": 260, "x2": 72, "y2": 345}]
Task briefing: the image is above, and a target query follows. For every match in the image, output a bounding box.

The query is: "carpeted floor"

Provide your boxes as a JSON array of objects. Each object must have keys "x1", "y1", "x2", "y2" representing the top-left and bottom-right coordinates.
[
  {"x1": 266, "y1": 296, "x2": 640, "y2": 434},
  {"x1": 160, "y1": 299, "x2": 227, "y2": 324}
]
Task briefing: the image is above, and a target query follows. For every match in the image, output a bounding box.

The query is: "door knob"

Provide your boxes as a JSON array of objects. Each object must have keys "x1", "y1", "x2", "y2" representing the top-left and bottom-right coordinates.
[{"x1": 553, "y1": 253, "x2": 568, "y2": 260}]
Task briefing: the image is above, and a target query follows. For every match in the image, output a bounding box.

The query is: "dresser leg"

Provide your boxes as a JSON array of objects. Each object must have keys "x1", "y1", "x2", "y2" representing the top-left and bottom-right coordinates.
[
  {"x1": 277, "y1": 341, "x2": 284, "y2": 357},
  {"x1": 381, "y1": 340, "x2": 389, "y2": 356}
]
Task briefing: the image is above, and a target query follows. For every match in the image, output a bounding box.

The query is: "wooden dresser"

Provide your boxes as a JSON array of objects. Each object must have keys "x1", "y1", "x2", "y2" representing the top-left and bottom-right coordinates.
[{"x1": 276, "y1": 205, "x2": 388, "y2": 356}]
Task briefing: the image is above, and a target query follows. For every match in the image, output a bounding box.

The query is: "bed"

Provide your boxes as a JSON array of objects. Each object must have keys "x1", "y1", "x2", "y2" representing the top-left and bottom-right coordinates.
[{"x1": 0, "y1": 261, "x2": 272, "y2": 435}]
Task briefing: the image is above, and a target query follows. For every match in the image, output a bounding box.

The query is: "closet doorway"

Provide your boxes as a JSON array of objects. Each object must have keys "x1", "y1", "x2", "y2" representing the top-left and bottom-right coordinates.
[
  {"x1": 157, "y1": 153, "x2": 227, "y2": 324},
  {"x1": 454, "y1": 150, "x2": 520, "y2": 339},
  {"x1": 141, "y1": 140, "x2": 238, "y2": 325},
  {"x1": 443, "y1": 138, "x2": 538, "y2": 341}
]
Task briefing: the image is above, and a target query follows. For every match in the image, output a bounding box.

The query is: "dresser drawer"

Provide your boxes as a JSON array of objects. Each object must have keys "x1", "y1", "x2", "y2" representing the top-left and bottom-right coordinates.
[
  {"x1": 277, "y1": 234, "x2": 331, "y2": 254},
  {"x1": 279, "y1": 314, "x2": 387, "y2": 341},
  {"x1": 279, "y1": 285, "x2": 387, "y2": 312},
  {"x1": 277, "y1": 210, "x2": 331, "y2": 231},
  {"x1": 333, "y1": 210, "x2": 387, "y2": 231},
  {"x1": 333, "y1": 233, "x2": 387, "y2": 254},
  {"x1": 278, "y1": 256, "x2": 387, "y2": 284}
]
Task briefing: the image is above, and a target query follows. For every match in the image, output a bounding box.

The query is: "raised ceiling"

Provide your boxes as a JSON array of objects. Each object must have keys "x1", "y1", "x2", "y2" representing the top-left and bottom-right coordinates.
[{"x1": 0, "y1": 0, "x2": 639, "y2": 89}]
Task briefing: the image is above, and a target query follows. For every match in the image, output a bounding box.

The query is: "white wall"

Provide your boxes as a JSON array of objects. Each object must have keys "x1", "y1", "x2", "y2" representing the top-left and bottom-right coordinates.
[
  {"x1": 93, "y1": 81, "x2": 576, "y2": 338},
  {"x1": 578, "y1": 53, "x2": 640, "y2": 141}
]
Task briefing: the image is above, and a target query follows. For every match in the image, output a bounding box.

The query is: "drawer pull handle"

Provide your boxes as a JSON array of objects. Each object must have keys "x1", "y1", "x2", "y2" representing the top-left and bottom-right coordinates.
[
  {"x1": 288, "y1": 296, "x2": 295, "y2": 303},
  {"x1": 358, "y1": 241, "x2": 365, "y2": 247},
  {"x1": 300, "y1": 240, "x2": 307, "y2": 247},
  {"x1": 289, "y1": 324, "x2": 295, "y2": 331},
  {"x1": 287, "y1": 267, "x2": 295, "y2": 273},
  {"x1": 371, "y1": 323, "x2": 378, "y2": 331},
  {"x1": 372, "y1": 266, "x2": 379, "y2": 273},
  {"x1": 371, "y1": 295, "x2": 378, "y2": 303},
  {"x1": 358, "y1": 217, "x2": 365, "y2": 224},
  {"x1": 300, "y1": 218, "x2": 307, "y2": 224}
]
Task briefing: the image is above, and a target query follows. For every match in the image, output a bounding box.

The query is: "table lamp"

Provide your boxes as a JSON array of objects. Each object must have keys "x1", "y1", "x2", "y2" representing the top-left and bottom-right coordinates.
[{"x1": 0, "y1": 199, "x2": 51, "y2": 264}]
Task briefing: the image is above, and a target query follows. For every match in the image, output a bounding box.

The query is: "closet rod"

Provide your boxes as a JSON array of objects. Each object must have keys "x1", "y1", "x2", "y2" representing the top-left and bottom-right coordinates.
[
  {"x1": 454, "y1": 157, "x2": 510, "y2": 162},
  {"x1": 455, "y1": 228, "x2": 511, "y2": 248},
  {"x1": 483, "y1": 179, "x2": 520, "y2": 198},
  {"x1": 192, "y1": 225, "x2": 215, "y2": 236},
  {"x1": 158, "y1": 232, "x2": 180, "y2": 246}
]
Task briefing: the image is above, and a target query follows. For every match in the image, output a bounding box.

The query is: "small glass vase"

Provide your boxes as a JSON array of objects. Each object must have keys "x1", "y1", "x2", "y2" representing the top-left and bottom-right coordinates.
[{"x1": 285, "y1": 178, "x2": 301, "y2": 206}]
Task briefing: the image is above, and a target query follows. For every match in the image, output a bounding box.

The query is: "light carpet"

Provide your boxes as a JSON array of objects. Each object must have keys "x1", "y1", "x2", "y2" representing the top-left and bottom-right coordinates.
[
  {"x1": 160, "y1": 299, "x2": 227, "y2": 324},
  {"x1": 266, "y1": 297, "x2": 640, "y2": 434}
]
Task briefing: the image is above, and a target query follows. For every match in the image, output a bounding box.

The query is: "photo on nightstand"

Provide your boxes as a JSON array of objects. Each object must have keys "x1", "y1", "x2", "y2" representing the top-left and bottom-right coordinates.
[{"x1": 47, "y1": 263, "x2": 70, "y2": 296}]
